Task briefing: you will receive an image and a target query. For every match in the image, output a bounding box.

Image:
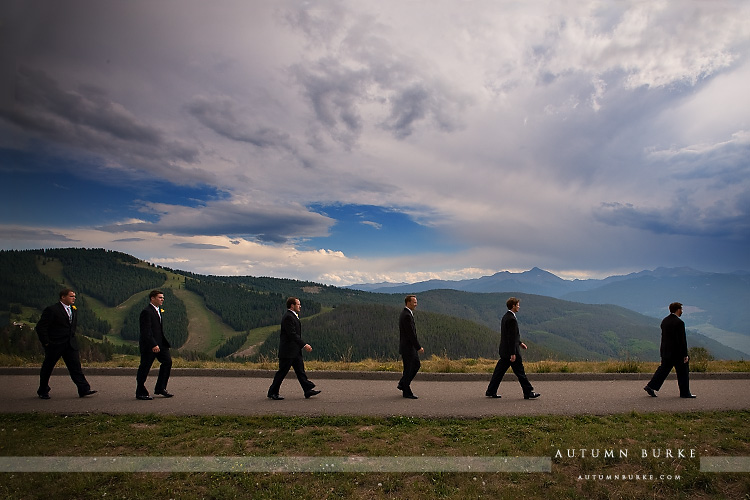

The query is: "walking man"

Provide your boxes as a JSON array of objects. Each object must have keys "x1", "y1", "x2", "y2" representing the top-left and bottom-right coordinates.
[
  {"x1": 267, "y1": 297, "x2": 320, "y2": 400},
  {"x1": 486, "y1": 297, "x2": 540, "y2": 400},
  {"x1": 644, "y1": 302, "x2": 696, "y2": 398},
  {"x1": 35, "y1": 288, "x2": 97, "y2": 399},
  {"x1": 398, "y1": 295, "x2": 424, "y2": 399},
  {"x1": 136, "y1": 290, "x2": 173, "y2": 400}
]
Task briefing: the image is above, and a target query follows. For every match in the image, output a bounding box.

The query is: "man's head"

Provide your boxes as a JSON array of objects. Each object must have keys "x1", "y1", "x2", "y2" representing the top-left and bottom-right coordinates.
[
  {"x1": 405, "y1": 295, "x2": 418, "y2": 311},
  {"x1": 59, "y1": 288, "x2": 76, "y2": 306},
  {"x1": 287, "y1": 297, "x2": 301, "y2": 313},
  {"x1": 149, "y1": 290, "x2": 165, "y2": 307},
  {"x1": 506, "y1": 297, "x2": 520, "y2": 312},
  {"x1": 669, "y1": 302, "x2": 683, "y2": 316}
]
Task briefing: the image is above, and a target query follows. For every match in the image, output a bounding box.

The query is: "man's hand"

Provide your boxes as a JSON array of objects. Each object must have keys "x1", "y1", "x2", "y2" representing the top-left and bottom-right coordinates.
[
  {"x1": 510, "y1": 354, "x2": 516, "y2": 362},
  {"x1": 152, "y1": 346, "x2": 160, "y2": 353},
  {"x1": 418, "y1": 347, "x2": 425, "y2": 354},
  {"x1": 304, "y1": 344, "x2": 313, "y2": 352},
  {"x1": 520, "y1": 343, "x2": 528, "y2": 350}
]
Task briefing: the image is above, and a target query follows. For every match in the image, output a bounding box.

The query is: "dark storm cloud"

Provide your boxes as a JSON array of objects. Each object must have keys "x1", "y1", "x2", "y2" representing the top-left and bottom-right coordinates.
[
  {"x1": 285, "y1": 2, "x2": 468, "y2": 147},
  {"x1": 0, "y1": 227, "x2": 78, "y2": 242},
  {"x1": 186, "y1": 95, "x2": 291, "y2": 148},
  {"x1": 0, "y1": 66, "x2": 201, "y2": 178},
  {"x1": 594, "y1": 195, "x2": 750, "y2": 240},
  {"x1": 96, "y1": 199, "x2": 334, "y2": 243},
  {"x1": 291, "y1": 59, "x2": 368, "y2": 149}
]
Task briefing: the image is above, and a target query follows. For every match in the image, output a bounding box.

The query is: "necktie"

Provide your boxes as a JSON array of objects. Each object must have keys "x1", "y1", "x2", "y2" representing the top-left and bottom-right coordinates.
[{"x1": 66, "y1": 306, "x2": 72, "y2": 320}]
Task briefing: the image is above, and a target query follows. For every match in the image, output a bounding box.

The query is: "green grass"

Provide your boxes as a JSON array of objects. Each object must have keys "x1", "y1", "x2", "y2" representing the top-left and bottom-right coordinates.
[
  {"x1": 35, "y1": 255, "x2": 65, "y2": 284},
  {"x1": 0, "y1": 411, "x2": 748, "y2": 499},
  {"x1": 172, "y1": 287, "x2": 238, "y2": 354}
]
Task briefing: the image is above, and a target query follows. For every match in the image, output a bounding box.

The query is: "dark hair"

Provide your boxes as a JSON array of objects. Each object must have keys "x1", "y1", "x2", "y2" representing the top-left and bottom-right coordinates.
[
  {"x1": 404, "y1": 295, "x2": 416, "y2": 305},
  {"x1": 286, "y1": 297, "x2": 299, "y2": 309},
  {"x1": 506, "y1": 297, "x2": 520, "y2": 310},
  {"x1": 669, "y1": 302, "x2": 683, "y2": 314},
  {"x1": 149, "y1": 290, "x2": 164, "y2": 299},
  {"x1": 59, "y1": 288, "x2": 74, "y2": 299}
]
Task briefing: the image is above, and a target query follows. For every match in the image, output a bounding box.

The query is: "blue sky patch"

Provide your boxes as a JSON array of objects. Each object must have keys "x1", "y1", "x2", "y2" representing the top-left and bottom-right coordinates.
[{"x1": 305, "y1": 204, "x2": 464, "y2": 257}]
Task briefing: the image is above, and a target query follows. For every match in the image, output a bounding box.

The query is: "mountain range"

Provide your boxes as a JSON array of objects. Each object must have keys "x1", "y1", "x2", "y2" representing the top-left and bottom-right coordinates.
[{"x1": 348, "y1": 267, "x2": 750, "y2": 356}]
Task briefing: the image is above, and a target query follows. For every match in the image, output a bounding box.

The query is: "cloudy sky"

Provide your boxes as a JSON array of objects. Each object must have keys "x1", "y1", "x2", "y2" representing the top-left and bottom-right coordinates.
[{"x1": 2, "y1": 0, "x2": 749, "y2": 286}]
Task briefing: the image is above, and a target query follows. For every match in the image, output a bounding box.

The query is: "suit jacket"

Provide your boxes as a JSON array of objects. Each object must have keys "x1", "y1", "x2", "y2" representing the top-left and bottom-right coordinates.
[
  {"x1": 499, "y1": 310, "x2": 521, "y2": 358},
  {"x1": 139, "y1": 304, "x2": 170, "y2": 353},
  {"x1": 659, "y1": 313, "x2": 688, "y2": 359},
  {"x1": 278, "y1": 309, "x2": 305, "y2": 358},
  {"x1": 36, "y1": 302, "x2": 78, "y2": 348},
  {"x1": 399, "y1": 307, "x2": 421, "y2": 355}
]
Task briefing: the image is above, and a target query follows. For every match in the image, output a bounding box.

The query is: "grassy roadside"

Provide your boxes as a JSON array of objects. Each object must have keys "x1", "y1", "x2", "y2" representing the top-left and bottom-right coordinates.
[
  {"x1": 2, "y1": 354, "x2": 748, "y2": 374},
  {"x1": 0, "y1": 411, "x2": 747, "y2": 499}
]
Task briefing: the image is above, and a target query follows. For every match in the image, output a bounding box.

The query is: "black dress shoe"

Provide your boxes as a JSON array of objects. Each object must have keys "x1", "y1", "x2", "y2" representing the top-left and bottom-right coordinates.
[
  {"x1": 155, "y1": 390, "x2": 174, "y2": 398},
  {"x1": 397, "y1": 384, "x2": 404, "y2": 391},
  {"x1": 524, "y1": 392, "x2": 541, "y2": 399},
  {"x1": 136, "y1": 394, "x2": 153, "y2": 400},
  {"x1": 38, "y1": 393, "x2": 50, "y2": 400},
  {"x1": 485, "y1": 393, "x2": 501, "y2": 398},
  {"x1": 267, "y1": 394, "x2": 284, "y2": 400},
  {"x1": 403, "y1": 394, "x2": 418, "y2": 399},
  {"x1": 680, "y1": 394, "x2": 697, "y2": 398},
  {"x1": 304, "y1": 389, "x2": 321, "y2": 399},
  {"x1": 79, "y1": 390, "x2": 97, "y2": 398},
  {"x1": 644, "y1": 386, "x2": 657, "y2": 397}
]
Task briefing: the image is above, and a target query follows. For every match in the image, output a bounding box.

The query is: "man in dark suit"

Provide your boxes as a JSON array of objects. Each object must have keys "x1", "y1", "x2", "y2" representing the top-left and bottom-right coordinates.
[
  {"x1": 267, "y1": 297, "x2": 320, "y2": 400},
  {"x1": 35, "y1": 288, "x2": 96, "y2": 399},
  {"x1": 486, "y1": 297, "x2": 540, "y2": 400},
  {"x1": 644, "y1": 302, "x2": 696, "y2": 398},
  {"x1": 136, "y1": 290, "x2": 173, "y2": 400},
  {"x1": 397, "y1": 294, "x2": 423, "y2": 399}
]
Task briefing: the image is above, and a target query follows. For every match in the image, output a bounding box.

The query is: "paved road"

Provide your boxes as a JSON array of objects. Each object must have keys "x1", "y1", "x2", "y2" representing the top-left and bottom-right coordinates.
[{"x1": 2, "y1": 369, "x2": 749, "y2": 417}]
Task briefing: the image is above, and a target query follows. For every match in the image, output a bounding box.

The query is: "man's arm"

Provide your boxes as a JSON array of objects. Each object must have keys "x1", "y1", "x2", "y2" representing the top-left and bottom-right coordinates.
[
  {"x1": 139, "y1": 309, "x2": 157, "y2": 348},
  {"x1": 679, "y1": 321, "x2": 689, "y2": 361},
  {"x1": 35, "y1": 307, "x2": 52, "y2": 346}
]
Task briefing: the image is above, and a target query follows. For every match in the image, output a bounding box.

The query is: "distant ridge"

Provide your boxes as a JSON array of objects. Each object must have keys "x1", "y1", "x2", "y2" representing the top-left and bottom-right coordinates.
[
  {"x1": 347, "y1": 267, "x2": 750, "y2": 356},
  {"x1": 346, "y1": 266, "x2": 723, "y2": 297}
]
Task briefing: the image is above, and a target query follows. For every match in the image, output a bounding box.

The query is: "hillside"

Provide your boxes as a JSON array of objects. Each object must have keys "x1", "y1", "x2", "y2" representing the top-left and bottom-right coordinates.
[
  {"x1": 1, "y1": 248, "x2": 745, "y2": 362},
  {"x1": 252, "y1": 303, "x2": 557, "y2": 362}
]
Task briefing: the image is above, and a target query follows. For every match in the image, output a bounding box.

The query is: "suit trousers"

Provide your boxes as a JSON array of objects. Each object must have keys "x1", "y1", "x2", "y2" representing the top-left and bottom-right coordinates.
[
  {"x1": 486, "y1": 356, "x2": 534, "y2": 396},
  {"x1": 136, "y1": 348, "x2": 172, "y2": 395},
  {"x1": 268, "y1": 355, "x2": 315, "y2": 395},
  {"x1": 399, "y1": 350, "x2": 421, "y2": 395},
  {"x1": 38, "y1": 342, "x2": 91, "y2": 396},
  {"x1": 647, "y1": 356, "x2": 691, "y2": 396}
]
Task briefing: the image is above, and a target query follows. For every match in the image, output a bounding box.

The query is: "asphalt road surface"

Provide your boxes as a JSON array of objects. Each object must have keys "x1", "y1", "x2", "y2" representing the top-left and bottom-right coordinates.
[{"x1": 2, "y1": 370, "x2": 749, "y2": 418}]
